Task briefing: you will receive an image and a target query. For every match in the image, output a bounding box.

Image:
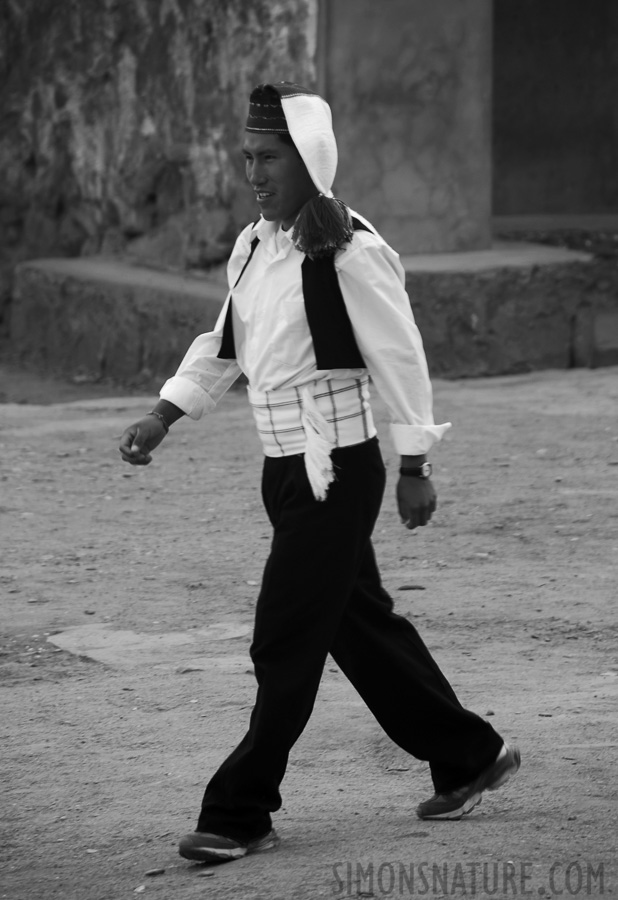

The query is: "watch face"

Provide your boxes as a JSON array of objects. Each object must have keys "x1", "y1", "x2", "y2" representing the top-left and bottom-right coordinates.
[{"x1": 420, "y1": 462, "x2": 432, "y2": 478}]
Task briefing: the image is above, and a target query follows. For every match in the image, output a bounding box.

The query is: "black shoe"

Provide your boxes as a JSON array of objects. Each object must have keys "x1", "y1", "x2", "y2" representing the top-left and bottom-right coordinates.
[
  {"x1": 178, "y1": 828, "x2": 279, "y2": 863},
  {"x1": 416, "y1": 743, "x2": 521, "y2": 820}
]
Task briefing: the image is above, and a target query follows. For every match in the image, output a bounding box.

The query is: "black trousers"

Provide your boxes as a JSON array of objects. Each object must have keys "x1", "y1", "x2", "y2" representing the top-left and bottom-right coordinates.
[{"x1": 196, "y1": 438, "x2": 502, "y2": 841}]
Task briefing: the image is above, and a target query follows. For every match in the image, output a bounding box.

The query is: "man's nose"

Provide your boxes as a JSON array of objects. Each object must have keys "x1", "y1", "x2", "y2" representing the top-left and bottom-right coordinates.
[{"x1": 248, "y1": 162, "x2": 265, "y2": 185}]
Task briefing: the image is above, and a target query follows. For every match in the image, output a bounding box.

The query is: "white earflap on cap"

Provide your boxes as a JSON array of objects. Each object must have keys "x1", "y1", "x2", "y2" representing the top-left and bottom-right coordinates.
[{"x1": 280, "y1": 93, "x2": 337, "y2": 197}]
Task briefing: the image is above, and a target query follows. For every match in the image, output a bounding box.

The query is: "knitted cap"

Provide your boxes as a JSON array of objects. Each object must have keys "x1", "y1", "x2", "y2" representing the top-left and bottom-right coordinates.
[{"x1": 246, "y1": 82, "x2": 337, "y2": 199}]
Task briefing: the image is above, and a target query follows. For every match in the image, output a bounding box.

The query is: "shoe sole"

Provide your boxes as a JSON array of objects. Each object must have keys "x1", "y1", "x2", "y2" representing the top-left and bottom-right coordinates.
[
  {"x1": 248, "y1": 832, "x2": 280, "y2": 855},
  {"x1": 418, "y1": 746, "x2": 521, "y2": 820},
  {"x1": 180, "y1": 845, "x2": 246, "y2": 862},
  {"x1": 179, "y1": 831, "x2": 280, "y2": 863},
  {"x1": 420, "y1": 792, "x2": 483, "y2": 821}
]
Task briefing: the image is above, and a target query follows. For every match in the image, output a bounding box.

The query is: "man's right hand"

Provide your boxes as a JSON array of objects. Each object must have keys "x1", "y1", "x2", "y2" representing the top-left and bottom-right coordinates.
[{"x1": 118, "y1": 416, "x2": 167, "y2": 466}]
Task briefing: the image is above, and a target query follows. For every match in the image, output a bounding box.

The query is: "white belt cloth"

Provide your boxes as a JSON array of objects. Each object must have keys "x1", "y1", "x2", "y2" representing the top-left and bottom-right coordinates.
[{"x1": 247, "y1": 377, "x2": 377, "y2": 501}]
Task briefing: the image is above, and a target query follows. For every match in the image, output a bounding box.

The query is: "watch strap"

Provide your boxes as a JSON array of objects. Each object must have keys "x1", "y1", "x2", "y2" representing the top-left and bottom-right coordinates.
[{"x1": 399, "y1": 462, "x2": 432, "y2": 478}]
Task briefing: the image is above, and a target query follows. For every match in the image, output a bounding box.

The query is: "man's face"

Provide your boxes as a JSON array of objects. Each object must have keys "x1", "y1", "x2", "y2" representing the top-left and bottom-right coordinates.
[{"x1": 243, "y1": 132, "x2": 318, "y2": 230}]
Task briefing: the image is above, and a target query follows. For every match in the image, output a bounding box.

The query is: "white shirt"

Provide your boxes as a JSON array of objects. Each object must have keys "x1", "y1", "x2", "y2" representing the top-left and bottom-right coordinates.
[{"x1": 160, "y1": 213, "x2": 451, "y2": 455}]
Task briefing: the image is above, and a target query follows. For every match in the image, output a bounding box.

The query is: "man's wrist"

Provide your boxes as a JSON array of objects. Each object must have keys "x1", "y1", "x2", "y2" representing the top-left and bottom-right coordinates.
[
  {"x1": 151, "y1": 399, "x2": 185, "y2": 428},
  {"x1": 400, "y1": 463, "x2": 432, "y2": 478},
  {"x1": 400, "y1": 454, "x2": 427, "y2": 467},
  {"x1": 147, "y1": 410, "x2": 170, "y2": 433},
  {"x1": 399, "y1": 455, "x2": 432, "y2": 479}
]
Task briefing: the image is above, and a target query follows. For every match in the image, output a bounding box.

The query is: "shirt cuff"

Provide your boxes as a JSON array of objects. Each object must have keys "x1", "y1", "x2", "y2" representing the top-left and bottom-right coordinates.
[
  {"x1": 159, "y1": 375, "x2": 216, "y2": 420},
  {"x1": 390, "y1": 422, "x2": 452, "y2": 455}
]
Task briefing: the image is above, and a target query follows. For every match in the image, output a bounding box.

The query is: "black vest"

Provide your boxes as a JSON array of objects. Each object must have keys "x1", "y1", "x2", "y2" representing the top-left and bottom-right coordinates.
[{"x1": 217, "y1": 217, "x2": 371, "y2": 370}]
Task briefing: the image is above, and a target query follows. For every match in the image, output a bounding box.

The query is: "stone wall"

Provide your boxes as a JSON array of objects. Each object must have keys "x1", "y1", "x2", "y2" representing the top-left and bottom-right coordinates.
[
  {"x1": 10, "y1": 259, "x2": 227, "y2": 386},
  {"x1": 407, "y1": 259, "x2": 618, "y2": 377},
  {"x1": 0, "y1": 0, "x2": 317, "y2": 305},
  {"x1": 11, "y1": 250, "x2": 618, "y2": 388}
]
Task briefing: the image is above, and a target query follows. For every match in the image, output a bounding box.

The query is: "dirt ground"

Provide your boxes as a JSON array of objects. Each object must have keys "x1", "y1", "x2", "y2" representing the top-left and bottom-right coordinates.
[{"x1": 1, "y1": 361, "x2": 617, "y2": 900}]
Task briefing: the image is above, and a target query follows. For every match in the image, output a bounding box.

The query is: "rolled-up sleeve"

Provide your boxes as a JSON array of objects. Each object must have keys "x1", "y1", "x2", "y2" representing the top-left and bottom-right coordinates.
[
  {"x1": 158, "y1": 225, "x2": 258, "y2": 418},
  {"x1": 336, "y1": 234, "x2": 451, "y2": 454},
  {"x1": 158, "y1": 297, "x2": 242, "y2": 419}
]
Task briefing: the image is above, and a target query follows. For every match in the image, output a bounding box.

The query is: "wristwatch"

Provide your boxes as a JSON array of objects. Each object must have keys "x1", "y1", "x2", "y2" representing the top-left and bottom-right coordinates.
[{"x1": 399, "y1": 462, "x2": 432, "y2": 479}]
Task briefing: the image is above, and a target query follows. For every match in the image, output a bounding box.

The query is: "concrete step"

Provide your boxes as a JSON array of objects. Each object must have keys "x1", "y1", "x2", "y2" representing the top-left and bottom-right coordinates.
[
  {"x1": 10, "y1": 258, "x2": 227, "y2": 387},
  {"x1": 9, "y1": 246, "x2": 618, "y2": 386},
  {"x1": 402, "y1": 242, "x2": 618, "y2": 377}
]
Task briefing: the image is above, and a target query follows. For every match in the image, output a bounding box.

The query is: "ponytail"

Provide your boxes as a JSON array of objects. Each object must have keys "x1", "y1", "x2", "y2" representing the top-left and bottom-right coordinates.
[{"x1": 292, "y1": 194, "x2": 354, "y2": 258}]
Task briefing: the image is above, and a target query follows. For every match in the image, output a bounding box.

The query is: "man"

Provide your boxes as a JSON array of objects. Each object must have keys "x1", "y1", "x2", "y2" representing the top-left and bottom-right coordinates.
[{"x1": 119, "y1": 82, "x2": 520, "y2": 864}]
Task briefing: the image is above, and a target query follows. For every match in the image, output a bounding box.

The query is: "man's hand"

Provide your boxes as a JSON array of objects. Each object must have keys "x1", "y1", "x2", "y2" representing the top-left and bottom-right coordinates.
[
  {"x1": 396, "y1": 476, "x2": 437, "y2": 529},
  {"x1": 118, "y1": 416, "x2": 167, "y2": 466}
]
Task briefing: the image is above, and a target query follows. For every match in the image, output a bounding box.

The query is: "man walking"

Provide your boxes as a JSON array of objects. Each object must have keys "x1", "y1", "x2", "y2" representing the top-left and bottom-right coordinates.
[{"x1": 119, "y1": 82, "x2": 520, "y2": 864}]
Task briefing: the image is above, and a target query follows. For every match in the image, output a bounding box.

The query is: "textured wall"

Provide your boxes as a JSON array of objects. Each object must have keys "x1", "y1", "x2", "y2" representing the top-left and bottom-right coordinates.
[
  {"x1": 12, "y1": 254, "x2": 618, "y2": 385},
  {"x1": 0, "y1": 0, "x2": 317, "y2": 275},
  {"x1": 493, "y1": 0, "x2": 618, "y2": 214},
  {"x1": 322, "y1": 0, "x2": 492, "y2": 253}
]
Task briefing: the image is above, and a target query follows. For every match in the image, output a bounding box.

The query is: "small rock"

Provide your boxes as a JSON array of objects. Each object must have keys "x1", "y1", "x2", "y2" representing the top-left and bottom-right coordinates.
[
  {"x1": 145, "y1": 868, "x2": 165, "y2": 877},
  {"x1": 398, "y1": 584, "x2": 426, "y2": 591},
  {"x1": 196, "y1": 870, "x2": 215, "y2": 877},
  {"x1": 27, "y1": 598, "x2": 48, "y2": 604},
  {"x1": 84, "y1": 610, "x2": 96, "y2": 615},
  {"x1": 486, "y1": 710, "x2": 495, "y2": 716},
  {"x1": 246, "y1": 580, "x2": 259, "y2": 586},
  {"x1": 134, "y1": 887, "x2": 146, "y2": 894}
]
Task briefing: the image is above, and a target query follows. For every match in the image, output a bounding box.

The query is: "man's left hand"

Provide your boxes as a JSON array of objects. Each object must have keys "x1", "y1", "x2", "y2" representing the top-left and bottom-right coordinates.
[{"x1": 396, "y1": 476, "x2": 437, "y2": 529}]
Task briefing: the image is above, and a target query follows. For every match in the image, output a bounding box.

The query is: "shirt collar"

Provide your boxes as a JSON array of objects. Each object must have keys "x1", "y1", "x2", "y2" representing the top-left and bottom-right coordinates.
[{"x1": 252, "y1": 216, "x2": 295, "y2": 250}]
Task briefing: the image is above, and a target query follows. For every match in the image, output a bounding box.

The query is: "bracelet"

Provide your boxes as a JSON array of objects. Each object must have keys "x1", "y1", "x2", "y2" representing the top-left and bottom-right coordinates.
[{"x1": 147, "y1": 411, "x2": 170, "y2": 434}]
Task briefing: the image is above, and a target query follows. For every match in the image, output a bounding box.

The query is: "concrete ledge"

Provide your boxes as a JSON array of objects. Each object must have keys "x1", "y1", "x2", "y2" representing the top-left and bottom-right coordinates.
[
  {"x1": 401, "y1": 240, "x2": 592, "y2": 272},
  {"x1": 9, "y1": 245, "x2": 618, "y2": 384},
  {"x1": 492, "y1": 213, "x2": 618, "y2": 232},
  {"x1": 10, "y1": 258, "x2": 227, "y2": 386},
  {"x1": 404, "y1": 242, "x2": 618, "y2": 376}
]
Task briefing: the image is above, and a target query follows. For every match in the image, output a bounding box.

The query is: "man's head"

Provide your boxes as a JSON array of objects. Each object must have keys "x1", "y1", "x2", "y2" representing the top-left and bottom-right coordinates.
[{"x1": 244, "y1": 82, "x2": 352, "y2": 255}]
